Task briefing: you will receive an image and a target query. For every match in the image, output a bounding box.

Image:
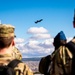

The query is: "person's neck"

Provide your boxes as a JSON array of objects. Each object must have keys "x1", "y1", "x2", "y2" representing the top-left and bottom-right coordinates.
[{"x1": 0, "y1": 46, "x2": 13, "y2": 54}]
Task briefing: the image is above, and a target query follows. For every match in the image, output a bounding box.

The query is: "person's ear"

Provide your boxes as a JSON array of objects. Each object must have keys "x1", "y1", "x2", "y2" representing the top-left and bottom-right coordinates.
[{"x1": 12, "y1": 40, "x2": 15, "y2": 46}]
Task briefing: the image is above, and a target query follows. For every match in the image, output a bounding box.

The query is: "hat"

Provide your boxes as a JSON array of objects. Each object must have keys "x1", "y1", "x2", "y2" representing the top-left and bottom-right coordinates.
[
  {"x1": 0, "y1": 24, "x2": 15, "y2": 37},
  {"x1": 54, "y1": 31, "x2": 66, "y2": 41}
]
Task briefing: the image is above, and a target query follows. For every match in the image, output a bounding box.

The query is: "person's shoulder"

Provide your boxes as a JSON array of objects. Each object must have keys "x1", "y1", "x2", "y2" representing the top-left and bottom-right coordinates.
[
  {"x1": 12, "y1": 47, "x2": 22, "y2": 60},
  {"x1": 7, "y1": 59, "x2": 33, "y2": 75},
  {"x1": 13, "y1": 47, "x2": 21, "y2": 53},
  {"x1": 15, "y1": 61, "x2": 33, "y2": 75}
]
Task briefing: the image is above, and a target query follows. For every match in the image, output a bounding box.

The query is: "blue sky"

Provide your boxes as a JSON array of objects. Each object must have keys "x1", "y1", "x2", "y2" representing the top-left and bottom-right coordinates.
[{"x1": 0, "y1": 0, "x2": 75, "y2": 58}]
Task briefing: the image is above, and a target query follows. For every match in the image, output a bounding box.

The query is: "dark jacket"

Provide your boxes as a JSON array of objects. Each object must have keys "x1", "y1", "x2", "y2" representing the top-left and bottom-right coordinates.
[{"x1": 66, "y1": 41, "x2": 75, "y2": 55}]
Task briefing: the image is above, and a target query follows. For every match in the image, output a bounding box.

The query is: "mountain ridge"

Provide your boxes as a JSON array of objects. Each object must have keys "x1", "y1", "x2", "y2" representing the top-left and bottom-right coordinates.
[{"x1": 22, "y1": 57, "x2": 42, "y2": 61}]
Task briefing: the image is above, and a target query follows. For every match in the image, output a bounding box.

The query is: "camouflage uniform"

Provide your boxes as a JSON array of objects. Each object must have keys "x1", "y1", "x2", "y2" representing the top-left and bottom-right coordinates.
[
  {"x1": 12, "y1": 47, "x2": 22, "y2": 60},
  {"x1": 0, "y1": 24, "x2": 33, "y2": 75}
]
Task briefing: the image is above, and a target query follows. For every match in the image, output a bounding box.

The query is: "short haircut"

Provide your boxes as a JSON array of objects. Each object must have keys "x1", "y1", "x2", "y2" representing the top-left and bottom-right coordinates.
[{"x1": 0, "y1": 37, "x2": 14, "y2": 49}]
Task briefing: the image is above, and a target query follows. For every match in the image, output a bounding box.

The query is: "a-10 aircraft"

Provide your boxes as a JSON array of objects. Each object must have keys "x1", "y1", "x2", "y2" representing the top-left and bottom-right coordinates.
[{"x1": 35, "y1": 19, "x2": 43, "y2": 24}]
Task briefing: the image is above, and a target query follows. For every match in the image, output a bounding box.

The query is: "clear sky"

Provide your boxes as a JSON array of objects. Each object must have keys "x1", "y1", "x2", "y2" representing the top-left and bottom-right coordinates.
[{"x1": 0, "y1": 0, "x2": 75, "y2": 58}]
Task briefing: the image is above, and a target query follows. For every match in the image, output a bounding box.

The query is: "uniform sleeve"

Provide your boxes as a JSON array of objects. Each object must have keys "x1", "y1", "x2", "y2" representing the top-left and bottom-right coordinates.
[{"x1": 14, "y1": 62, "x2": 34, "y2": 75}]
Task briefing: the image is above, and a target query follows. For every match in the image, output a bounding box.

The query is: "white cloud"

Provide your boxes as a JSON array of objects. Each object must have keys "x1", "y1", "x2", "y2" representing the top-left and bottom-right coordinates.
[
  {"x1": 29, "y1": 33, "x2": 51, "y2": 40},
  {"x1": 42, "y1": 39, "x2": 53, "y2": 45},
  {"x1": 27, "y1": 27, "x2": 48, "y2": 34},
  {"x1": 15, "y1": 37, "x2": 54, "y2": 58},
  {"x1": 15, "y1": 38, "x2": 25, "y2": 43}
]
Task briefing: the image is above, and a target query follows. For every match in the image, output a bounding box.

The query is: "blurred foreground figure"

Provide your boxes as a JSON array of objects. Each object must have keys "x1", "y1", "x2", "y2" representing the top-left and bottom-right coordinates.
[{"x1": 0, "y1": 24, "x2": 33, "y2": 75}]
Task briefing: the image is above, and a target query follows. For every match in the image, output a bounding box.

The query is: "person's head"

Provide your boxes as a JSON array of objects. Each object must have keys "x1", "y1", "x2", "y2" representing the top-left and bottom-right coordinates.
[
  {"x1": 0, "y1": 24, "x2": 15, "y2": 49},
  {"x1": 53, "y1": 31, "x2": 67, "y2": 49}
]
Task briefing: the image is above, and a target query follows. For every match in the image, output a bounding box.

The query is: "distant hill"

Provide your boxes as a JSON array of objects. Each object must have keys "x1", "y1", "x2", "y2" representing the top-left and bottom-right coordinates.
[{"x1": 22, "y1": 57, "x2": 41, "y2": 61}]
